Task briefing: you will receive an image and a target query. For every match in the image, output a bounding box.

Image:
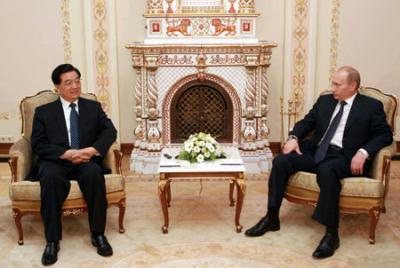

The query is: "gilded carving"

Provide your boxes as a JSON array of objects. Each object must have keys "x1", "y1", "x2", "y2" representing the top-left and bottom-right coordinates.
[
  {"x1": 330, "y1": 0, "x2": 342, "y2": 80},
  {"x1": 147, "y1": 0, "x2": 164, "y2": 14},
  {"x1": 245, "y1": 68, "x2": 256, "y2": 107},
  {"x1": 158, "y1": 55, "x2": 194, "y2": 65},
  {"x1": 236, "y1": 178, "x2": 247, "y2": 193},
  {"x1": 147, "y1": 70, "x2": 158, "y2": 109},
  {"x1": 291, "y1": 0, "x2": 309, "y2": 116},
  {"x1": 63, "y1": 208, "x2": 84, "y2": 216},
  {"x1": 238, "y1": 0, "x2": 255, "y2": 14},
  {"x1": 61, "y1": 0, "x2": 72, "y2": 63},
  {"x1": 0, "y1": 112, "x2": 10, "y2": 120},
  {"x1": 93, "y1": 0, "x2": 111, "y2": 114}
]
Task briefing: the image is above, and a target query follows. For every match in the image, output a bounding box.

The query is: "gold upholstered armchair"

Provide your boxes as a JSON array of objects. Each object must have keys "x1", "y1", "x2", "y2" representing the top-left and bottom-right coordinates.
[
  {"x1": 284, "y1": 87, "x2": 397, "y2": 244},
  {"x1": 8, "y1": 90, "x2": 126, "y2": 245}
]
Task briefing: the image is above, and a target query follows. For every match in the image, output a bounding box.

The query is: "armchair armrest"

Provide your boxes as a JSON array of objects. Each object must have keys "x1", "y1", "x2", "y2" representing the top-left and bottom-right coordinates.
[
  {"x1": 370, "y1": 143, "x2": 395, "y2": 182},
  {"x1": 103, "y1": 142, "x2": 123, "y2": 175},
  {"x1": 9, "y1": 138, "x2": 32, "y2": 182}
]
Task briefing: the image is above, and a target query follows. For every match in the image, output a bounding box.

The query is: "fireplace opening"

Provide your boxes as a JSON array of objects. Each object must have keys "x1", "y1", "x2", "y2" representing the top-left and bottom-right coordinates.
[{"x1": 170, "y1": 81, "x2": 233, "y2": 143}]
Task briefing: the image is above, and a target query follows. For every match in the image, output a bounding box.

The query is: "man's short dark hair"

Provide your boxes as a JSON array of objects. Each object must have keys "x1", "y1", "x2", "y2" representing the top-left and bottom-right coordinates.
[
  {"x1": 338, "y1": 66, "x2": 361, "y2": 89},
  {"x1": 51, "y1": 64, "x2": 81, "y2": 85}
]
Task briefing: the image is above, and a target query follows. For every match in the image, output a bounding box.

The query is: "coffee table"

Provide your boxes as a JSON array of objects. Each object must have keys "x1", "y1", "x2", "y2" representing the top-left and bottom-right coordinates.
[{"x1": 158, "y1": 146, "x2": 246, "y2": 234}]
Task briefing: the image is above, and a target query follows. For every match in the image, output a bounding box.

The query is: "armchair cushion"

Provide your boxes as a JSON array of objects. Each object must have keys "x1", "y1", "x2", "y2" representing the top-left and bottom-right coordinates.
[
  {"x1": 288, "y1": 172, "x2": 384, "y2": 198},
  {"x1": 9, "y1": 174, "x2": 124, "y2": 201}
]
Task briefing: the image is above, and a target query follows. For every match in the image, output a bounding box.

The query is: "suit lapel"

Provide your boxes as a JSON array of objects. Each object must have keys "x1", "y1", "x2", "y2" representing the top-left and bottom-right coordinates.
[
  {"x1": 77, "y1": 97, "x2": 89, "y2": 144},
  {"x1": 344, "y1": 94, "x2": 363, "y2": 133},
  {"x1": 55, "y1": 99, "x2": 69, "y2": 146}
]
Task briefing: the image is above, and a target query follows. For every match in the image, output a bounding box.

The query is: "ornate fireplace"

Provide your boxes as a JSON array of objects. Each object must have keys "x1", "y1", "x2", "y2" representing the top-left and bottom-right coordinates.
[{"x1": 127, "y1": 0, "x2": 276, "y2": 173}]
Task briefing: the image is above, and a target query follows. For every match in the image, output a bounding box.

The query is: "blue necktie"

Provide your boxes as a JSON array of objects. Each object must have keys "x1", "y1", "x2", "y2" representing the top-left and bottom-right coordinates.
[
  {"x1": 69, "y1": 103, "x2": 79, "y2": 149},
  {"x1": 314, "y1": 101, "x2": 347, "y2": 163}
]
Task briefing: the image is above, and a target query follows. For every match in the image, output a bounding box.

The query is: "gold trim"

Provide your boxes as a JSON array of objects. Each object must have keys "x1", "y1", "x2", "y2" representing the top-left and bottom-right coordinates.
[
  {"x1": 291, "y1": 0, "x2": 309, "y2": 116},
  {"x1": 329, "y1": 0, "x2": 341, "y2": 80},
  {"x1": 0, "y1": 112, "x2": 10, "y2": 120},
  {"x1": 93, "y1": 0, "x2": 111, "y2": 114},
  {"x1": 61, "y1": 0, "x2": 72, "y2": 63}
]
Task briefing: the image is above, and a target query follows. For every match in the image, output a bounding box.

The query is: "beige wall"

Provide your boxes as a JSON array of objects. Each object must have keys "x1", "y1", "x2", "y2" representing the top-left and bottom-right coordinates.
[
  {"x1": 0, "y1": 0, "x2": 64, "y2": 141},
  {"x1": 0, "y1": 0, "x2": 399, "y2": 145}
]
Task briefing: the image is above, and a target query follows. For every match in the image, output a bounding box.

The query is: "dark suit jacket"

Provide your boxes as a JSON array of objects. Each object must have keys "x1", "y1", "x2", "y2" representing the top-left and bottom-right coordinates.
[
  {"x1": 30, "y1": 97, "x2": 117, "y2": 177},
  {"x1": 289, "y1": 93, "x2": 393, "y2": 162}
]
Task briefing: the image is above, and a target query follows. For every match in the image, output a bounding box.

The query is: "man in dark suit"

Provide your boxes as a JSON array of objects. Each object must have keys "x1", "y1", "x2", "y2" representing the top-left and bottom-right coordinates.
[
  {"x1": 245, "y1": 66, "x2": 393, "y2": 258},
  {"x1": 31, "y1": 64, "x2": 117, "y2": 265}
]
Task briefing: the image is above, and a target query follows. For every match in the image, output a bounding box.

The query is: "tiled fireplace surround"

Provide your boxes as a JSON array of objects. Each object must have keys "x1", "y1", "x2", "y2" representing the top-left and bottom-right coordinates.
[
  {"x1": 128, "y1": 43, "x2": 276, "y2": 174},
  {"x1": 127, "y1": 0, "x2": 276, "y2": 174}
]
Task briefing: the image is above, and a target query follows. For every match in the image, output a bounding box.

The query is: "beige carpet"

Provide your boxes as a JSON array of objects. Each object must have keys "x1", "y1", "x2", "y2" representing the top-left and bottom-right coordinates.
[{"x1": 0, "y1": 161, "x2": 400, "y2": 267}]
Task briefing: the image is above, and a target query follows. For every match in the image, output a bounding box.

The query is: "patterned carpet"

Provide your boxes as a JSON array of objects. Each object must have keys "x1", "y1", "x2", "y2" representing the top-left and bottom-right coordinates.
[{"x1": 0, "y1": 161, "x2": 399, "y2": 267}]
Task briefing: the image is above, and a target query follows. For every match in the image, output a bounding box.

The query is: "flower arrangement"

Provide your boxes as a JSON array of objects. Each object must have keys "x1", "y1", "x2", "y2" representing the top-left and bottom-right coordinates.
[{"x1": 177, "y1": 132, "x2": 225, "y2": 163}]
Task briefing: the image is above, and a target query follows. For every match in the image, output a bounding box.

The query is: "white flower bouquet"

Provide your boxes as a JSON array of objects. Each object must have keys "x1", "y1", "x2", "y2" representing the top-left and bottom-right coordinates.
[{"x1": 177, "y1": 132, "x2": 225, "y2": 163}]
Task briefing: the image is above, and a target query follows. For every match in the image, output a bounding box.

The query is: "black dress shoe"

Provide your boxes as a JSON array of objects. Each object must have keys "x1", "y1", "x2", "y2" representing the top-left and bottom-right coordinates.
[
  {"x1": 91, "y1": 235, "x2": 113, "y2": 257},
  {"x1": 245, "y1": 216, "x2": 280, "y2": 237},
  {"x1": 41, "y1": 242, "x2": 60, "y2": 266},
  {"x1": 312, "y1": 232, "x2": 340, "y2": 259}
]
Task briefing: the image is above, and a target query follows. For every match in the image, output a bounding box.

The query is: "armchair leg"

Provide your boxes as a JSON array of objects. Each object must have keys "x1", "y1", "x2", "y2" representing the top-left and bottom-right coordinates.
[
  {"x1": 368, "y1": 207, "x2": 381, "y2": 244},
  {"x1": 13, "y1": 208, "x2": 24, "y2": 245},
  {"x1": 118, "y1": 198, "x2": 126, "y2": 233}
]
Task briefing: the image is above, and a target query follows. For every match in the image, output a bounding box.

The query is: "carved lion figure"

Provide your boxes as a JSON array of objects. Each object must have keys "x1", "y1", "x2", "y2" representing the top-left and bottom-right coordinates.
[
  {"x1": 211, "y1": 18, "x2": 236, "y2": 36},
  {"x1": 166, "y1": 19, "x2": 191, "y2": 36}
]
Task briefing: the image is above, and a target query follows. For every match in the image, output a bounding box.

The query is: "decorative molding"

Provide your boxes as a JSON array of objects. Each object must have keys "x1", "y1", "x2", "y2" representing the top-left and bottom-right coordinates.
[
  {"x1": 61, "y1": 0, "x2": 72, "y2": 63},
  {"x1": 329, "y1": 0, "x2": 341, "y2": 80},
  {"x1": 93, "y1": 0, "x2": 111, "y2": 114},
  {"x1": 291, "y1": 0, "x2": 309, "y2": 116},
  {"x1": 0, "y1": 112, "x2": 11, "y2": 120}
]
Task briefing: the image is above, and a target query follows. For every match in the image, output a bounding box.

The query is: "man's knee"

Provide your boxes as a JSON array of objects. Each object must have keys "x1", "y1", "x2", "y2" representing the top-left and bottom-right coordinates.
[
  {"x1": 39, "y1": 164, "x2": 66, "y2": 185},
  {"x1": 79, "y1": 162, "x2": 104, "y2": 182},
  {"x1": 316, "y1": 164, "x2": 341, "y2": 187},
  {"x1": 272, "y1": 154, "x2": 291, "y2": 168}
]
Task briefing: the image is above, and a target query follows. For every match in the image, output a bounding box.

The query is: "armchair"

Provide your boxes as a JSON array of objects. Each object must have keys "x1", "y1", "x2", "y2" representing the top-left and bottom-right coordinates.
[
  {"x1": 8, "y1": 90, "x2": 126, "y2": 245},
  {"x1": 284, "y1": 87, "x2": 397, "y2": 244}
]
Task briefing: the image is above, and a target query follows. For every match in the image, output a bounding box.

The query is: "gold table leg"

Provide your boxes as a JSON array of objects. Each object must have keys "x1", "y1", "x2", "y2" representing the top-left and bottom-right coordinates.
[
  {"x1": 158, "y1": 173, "x2": 170, "y2": 234},
  {"x1": 234, "y1": 172, "x2": 246, "y2": 233}
]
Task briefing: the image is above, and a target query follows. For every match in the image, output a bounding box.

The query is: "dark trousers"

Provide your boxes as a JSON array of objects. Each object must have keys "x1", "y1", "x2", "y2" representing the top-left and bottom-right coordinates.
[
  {"x1": 267, "y1": 147, "x2": 352, "y2": 228},
  {"x1": 38, "y1": 160, "x2": 108, "y2": 242}
]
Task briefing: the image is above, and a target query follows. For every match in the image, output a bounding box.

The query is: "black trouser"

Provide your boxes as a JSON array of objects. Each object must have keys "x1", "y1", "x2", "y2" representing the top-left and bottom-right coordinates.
[
  {"x1": 267, "y1": 146, "x2": 352, "y2": 228},
  {"x1": 38, "y1": 160, "x2": 107, "y2": 242}
]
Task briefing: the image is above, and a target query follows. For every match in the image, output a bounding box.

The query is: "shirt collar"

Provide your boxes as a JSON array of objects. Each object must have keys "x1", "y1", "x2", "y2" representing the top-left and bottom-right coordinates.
[
  {"x1": 60, "y1": 97, "x2": 79, "y2": 109},
  {"x1": 342, "y1": 92, "x2": 357, "y2": 107}
]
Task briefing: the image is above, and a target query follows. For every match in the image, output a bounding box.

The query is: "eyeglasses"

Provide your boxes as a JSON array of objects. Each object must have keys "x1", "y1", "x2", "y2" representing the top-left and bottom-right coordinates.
[{"x1": 62, "y1": 78, "x2": 82, "y2": 86}]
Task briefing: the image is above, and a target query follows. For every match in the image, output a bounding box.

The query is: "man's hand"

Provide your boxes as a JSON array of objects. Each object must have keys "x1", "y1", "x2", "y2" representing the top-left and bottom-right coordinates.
[
  {"x1": 61, "y1": 147, "x2": 99, "y2": 164},
  {"x1": 60, "y1": 149, "x2": 80, "y2": 162},
  {"x1": 351, "y1": 151, "x2": 367, "y2": 175},
  {"x1": 283, "y1": 138, "x2": 302, "y2": 155}
]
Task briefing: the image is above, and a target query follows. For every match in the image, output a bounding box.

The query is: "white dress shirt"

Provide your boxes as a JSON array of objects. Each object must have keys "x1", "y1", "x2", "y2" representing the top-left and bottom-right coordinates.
[
  {"x1": 325, "y1": 93, "x2": 369, "y2": 158},
  {"x1": 329, "y1": 93, "x2": 356, "y2": 148},
  {"x1": 60, "y1": 97, "x2": 79, "y2": 146}
]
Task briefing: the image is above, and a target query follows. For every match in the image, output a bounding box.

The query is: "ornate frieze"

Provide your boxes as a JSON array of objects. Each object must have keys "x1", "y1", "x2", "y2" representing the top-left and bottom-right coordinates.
[{"x1": 145, "y1": 1, "x2": 258, "y2": 41}]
